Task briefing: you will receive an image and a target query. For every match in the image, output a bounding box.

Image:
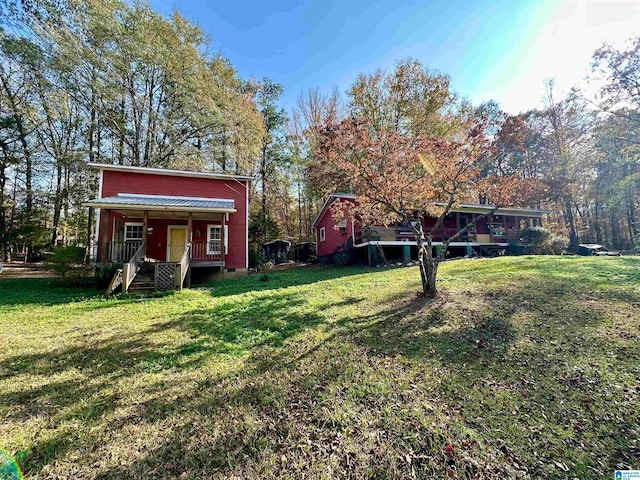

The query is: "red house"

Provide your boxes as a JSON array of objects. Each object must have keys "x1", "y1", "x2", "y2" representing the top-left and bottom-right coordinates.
[
  {"x1": 84, "y1": 163, "x2": 253, "y2": 293},
  {"x1": 313, "y1": 193, "x2": 548, "y2": 265}
]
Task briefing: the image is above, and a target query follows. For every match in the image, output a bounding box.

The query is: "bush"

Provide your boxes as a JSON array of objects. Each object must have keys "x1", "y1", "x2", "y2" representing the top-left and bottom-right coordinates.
[
  {"x1": 46, "y1": 246, "x2": 92, "y2": 284},
  {"x1": 520, "y1": 227, "x2": 568, "y2": 255},
  {"x1": 248, "y1": 246, "x2": 264, "y2": 269}
]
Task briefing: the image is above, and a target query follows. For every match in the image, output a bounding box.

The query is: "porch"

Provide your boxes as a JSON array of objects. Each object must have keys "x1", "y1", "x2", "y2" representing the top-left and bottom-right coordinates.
[
  {"x1": 84, "y1": 193, "x2": 236, "y2": 294},
  {"x1": 354, "y1": 211, "x2": 542, "y2": 246},
  {"x1": 106, "y1": 239, "x2": 224, "y2": 266}
]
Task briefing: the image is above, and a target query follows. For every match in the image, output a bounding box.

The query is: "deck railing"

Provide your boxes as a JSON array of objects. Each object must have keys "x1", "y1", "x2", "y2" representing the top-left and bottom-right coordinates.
[
  {"x1": 108, "y1": 241, "x2": 143, "y2": 263},
  {"x1": 190, "y1": 240, "x2": 222, "y2": 261},
  {"x1": 354, "y1": 226, "x2": 521, "y2": 244}
]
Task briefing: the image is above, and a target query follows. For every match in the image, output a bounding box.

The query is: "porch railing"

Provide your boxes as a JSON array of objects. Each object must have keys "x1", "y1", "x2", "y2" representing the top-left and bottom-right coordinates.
[
  {"x1": 354, "y1": 226, "x2": 519, "y2": 244},
  {"x1": 108, "y1": 241, "x2": 143, "y2": 263},
  {"x1": 190, "y1": 240, "x2": 222, "y2": 261}
]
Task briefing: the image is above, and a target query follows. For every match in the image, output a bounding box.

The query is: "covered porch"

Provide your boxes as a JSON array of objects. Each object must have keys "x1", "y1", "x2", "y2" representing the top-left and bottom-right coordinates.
[{"x1": 84, "y1": 194, "x2": 236, "y2": 293}]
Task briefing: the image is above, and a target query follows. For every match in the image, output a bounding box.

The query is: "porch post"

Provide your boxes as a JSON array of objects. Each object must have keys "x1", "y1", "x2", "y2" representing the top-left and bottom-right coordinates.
[
  {"x1": 221, "y1": 213, "x2": 226, "y2": 269},
  {"x1": 142, "y1": 210, "x2": 148, "y2": 259},
  {"x1": 402, "y1": 244, "x2": 411, "y2": 265},
  {"x1": 99, "y1": 208, "x2": 110, "y2": 266},
  {"x1": 187, "y1": 212, "x2": 193, "y2": 246}
]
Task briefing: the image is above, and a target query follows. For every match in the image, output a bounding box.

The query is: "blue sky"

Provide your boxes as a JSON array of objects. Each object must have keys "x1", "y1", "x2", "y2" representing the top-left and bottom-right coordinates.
[{"x1": 150, "y1": 0, "x2": 640, "y2": 114}]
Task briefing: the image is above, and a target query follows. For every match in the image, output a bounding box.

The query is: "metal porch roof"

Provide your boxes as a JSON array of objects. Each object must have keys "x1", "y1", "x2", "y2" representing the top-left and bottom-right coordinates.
[{"x1": 83, "y1": 194, "x2": 236, "y2": 212}]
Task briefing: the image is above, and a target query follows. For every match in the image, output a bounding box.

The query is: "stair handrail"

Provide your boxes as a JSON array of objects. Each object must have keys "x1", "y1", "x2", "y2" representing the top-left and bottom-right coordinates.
[
  {"x1": 104, "y1": 268, "x2": 123, "y2": 297},
  {"x1": 177, "y1": 243, "x2": 191, "y2": 288},
  {"x1": 123, "y1": 243, "x2": 145, "y2": 292}
]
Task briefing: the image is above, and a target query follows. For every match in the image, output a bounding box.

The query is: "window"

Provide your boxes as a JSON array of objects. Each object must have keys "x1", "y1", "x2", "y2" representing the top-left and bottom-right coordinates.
[
  {"x1": 124, "y1": 222, "x2": 143, "y2": 241},
  {"x1": 319, "y1": 227, "x2": 326, "y2": 242},
  {"x1": 207, "y1": 225, "x2": 228, "y2": 255}
]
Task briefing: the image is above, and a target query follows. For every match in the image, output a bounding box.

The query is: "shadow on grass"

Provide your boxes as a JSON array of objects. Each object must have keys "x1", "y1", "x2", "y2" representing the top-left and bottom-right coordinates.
[
  {"x1": 0, "y1": 278, "x2": 104, "y2": 307},
  {"x1": 0, "y1": 285, "x2": 331, "y2": 477},
  {"x1": 2, "y1": 258, "x2": 639, "y2": 478},
  {"x1": 339, "y1": 273, "x2": 639, "y2": 478},
  {"x1": 205, "y1": 264, "x2": 372, "y2": 297}
]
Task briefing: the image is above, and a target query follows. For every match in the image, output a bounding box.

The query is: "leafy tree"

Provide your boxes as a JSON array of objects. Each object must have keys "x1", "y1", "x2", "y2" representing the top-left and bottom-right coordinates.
[
  {"x1": 314, "y1": 113, "x2": 540, "y2": 297},
  {"x1": 254, "y1": 77, "x2": 288, "y2": 240}
]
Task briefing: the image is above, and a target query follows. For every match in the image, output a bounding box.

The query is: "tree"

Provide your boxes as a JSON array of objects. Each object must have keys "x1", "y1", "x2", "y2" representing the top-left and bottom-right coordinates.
[
  {"x1": 542, "y1": 82, "x2": 595, "y2": 252},
  {"x1": 592, "y1": 36, "x2": 640, "y2": 113},
  {"x1": 313, "y1": 113, "x2": 538, "y2": 297},
  {"x1": 254, "y1": 77, "x2": 288, "y2": 240}
]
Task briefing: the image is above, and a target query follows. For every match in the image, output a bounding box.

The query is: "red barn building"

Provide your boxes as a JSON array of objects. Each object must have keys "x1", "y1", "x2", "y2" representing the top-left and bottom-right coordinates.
[
  {"x1": 84, "y1": 163, "x2": 253, "y2": 293},
  {"x1": 313, "y1": 193, "x2": 548, "y2": 265}
]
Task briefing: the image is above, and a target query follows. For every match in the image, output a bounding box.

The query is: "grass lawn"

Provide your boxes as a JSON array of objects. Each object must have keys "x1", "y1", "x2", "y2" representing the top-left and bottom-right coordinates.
[{"x1": 0, "y1": 256, "x2": 639, "y2": 479}]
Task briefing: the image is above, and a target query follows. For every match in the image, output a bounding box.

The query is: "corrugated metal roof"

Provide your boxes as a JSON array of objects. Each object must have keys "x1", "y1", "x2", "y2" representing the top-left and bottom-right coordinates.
[{"x1": 84, "y1": 194, "x2": 235, "y2": 211}]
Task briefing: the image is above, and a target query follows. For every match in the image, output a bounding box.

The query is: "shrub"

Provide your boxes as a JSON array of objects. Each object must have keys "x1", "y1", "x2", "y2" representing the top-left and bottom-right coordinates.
[
  {"x1": 248, "y1": 246, "x2": 264, "y2": 269},
  {"x1": 46, "y1": 246, "x2": 92, "y2": 284},
  {"x1": 520, "y1": 227, "x2": 568, "y2": 255}
]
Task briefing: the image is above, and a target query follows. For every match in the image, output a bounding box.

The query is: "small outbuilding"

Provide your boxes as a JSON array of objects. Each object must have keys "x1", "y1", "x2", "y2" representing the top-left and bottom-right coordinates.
[
  {"x1": 262, "y1": 240, "x2": 291, "y2": 264},
  {"x1": 290, "y1": 242, "x2": 315, "y2": 263}
]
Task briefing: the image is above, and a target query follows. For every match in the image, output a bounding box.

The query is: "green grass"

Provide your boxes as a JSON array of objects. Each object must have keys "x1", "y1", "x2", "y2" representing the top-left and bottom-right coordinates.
[{"x1": 0, "y1": 256, "x2": 639, "y2": 479}]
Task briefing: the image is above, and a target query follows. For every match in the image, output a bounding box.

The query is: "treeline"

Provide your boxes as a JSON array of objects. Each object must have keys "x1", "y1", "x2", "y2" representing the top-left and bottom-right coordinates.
[{"x1": 0, "y1": 0, "x2": 638, "y2": 262}]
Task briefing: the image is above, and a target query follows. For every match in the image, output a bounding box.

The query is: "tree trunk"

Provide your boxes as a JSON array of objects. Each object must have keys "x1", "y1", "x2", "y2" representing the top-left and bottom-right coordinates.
[
  {"x1": 626, "y1": 192, "x2": 638, "y2": 246},
  {"x1": 418, "y1": 243, "x2": 438, "y2": 297},
  {"x1": 260, "y1": 141, "x2": 268, "y2": 221},
  {"x1": 611, "y1": 211, "x2": 621, "y2": 249},
  {"x1": 415, "y1": 222, "x2": 438, "y2": 297},
  {"x1": 0, "y1": 71, "x2": 32, "y2": 213},
  {"x1": 297, "y1": 177, "x2": 302, "y2": 240},
  {"x1": 51, "y1": 164, "x2": 63, "y2": 246},
  {"x1": 564, "y1": 196, "x2": 579, "y2": 251},
  {"x1": 0, "y1": 161, "x2": 7, "y2": 262},
  {"x1": 594, "y1": 199, "x2": 602, "y2": 244}
]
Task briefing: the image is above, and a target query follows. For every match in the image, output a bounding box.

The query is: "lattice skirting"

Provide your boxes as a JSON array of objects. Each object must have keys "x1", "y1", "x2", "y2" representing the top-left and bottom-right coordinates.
[{"x1": 155, "y1": 263, "x2": 177, "y2": 291}]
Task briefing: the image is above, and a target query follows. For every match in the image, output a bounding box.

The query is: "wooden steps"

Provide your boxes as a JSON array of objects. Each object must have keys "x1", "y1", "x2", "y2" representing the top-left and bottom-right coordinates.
[{"x1": 126, "y1": 263, "x2": 156, "y2": 294}]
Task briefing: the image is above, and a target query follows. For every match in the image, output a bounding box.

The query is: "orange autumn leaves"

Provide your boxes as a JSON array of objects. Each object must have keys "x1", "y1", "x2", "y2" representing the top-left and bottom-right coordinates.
[{"x1": 312, "y1": 115, "x2": 543, "y2": 226}]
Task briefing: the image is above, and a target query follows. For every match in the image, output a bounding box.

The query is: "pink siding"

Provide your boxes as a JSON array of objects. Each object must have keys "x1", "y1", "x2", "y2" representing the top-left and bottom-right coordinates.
[{"x1": 100, "y1": 170, "x2": 248, "y2": 268}]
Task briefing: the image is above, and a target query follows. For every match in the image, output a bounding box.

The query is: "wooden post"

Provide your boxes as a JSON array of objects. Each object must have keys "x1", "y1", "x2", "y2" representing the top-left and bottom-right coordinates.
[
  {"x1": 187, "y1": 212, "x2": 193, "y2": 250},
  {"x1": 99, "y1": 209, "x2": 110, "y2": 266},
  {"x1": 142, "y1": 210, "x2": 148, "y2": 260},
  {"x1": 221, "y1": 214, "x2": 226, "y2": 268},
  {"x1": 174, "y1": 264, "x2": 182, "y2": 289},
  {"x1": 122, "y1": 263, "x2": 130, "y2": 292},
  {"x1": 402, "y1": 245, "x2": 411, "y2": 265}
]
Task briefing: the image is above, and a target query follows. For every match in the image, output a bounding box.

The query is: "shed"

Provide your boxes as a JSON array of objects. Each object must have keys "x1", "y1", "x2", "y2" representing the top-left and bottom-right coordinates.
[{"x1": 262, "y1": 240, "x2": 291, "y2": 264}]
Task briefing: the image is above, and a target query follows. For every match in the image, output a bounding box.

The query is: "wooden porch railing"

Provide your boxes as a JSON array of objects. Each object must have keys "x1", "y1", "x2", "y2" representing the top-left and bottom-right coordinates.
[
  {"x1": 354, "y1": 226, "x2": 519, "y2": 244},
  {"x1": 190, "y1": 240, "x2": 222, "y2": 261},
  {"x1": 108, "y1": 241, "x2": 143, "y2": 263}
]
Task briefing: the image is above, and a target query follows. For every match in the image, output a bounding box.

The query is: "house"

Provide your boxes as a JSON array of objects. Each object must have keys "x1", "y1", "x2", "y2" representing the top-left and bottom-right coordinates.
[
  {"x1": 84, "y1": 163, "x2": 253, "y2": 293},
  {"x1": 312, "y1": 193, "x2": 548, "y2": 265}
]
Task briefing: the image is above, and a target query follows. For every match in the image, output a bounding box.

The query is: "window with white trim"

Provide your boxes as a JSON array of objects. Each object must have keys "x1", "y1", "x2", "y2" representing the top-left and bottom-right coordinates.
[
  {"x1": 124, "y1": 222, "x2": 143, "y2": 241},
  {"x1": 319, "y1": 226, "x2": 326, "y2": 242},
  {"x1": 207, "y1": 225, "x2": 228, "y2": 255}
]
